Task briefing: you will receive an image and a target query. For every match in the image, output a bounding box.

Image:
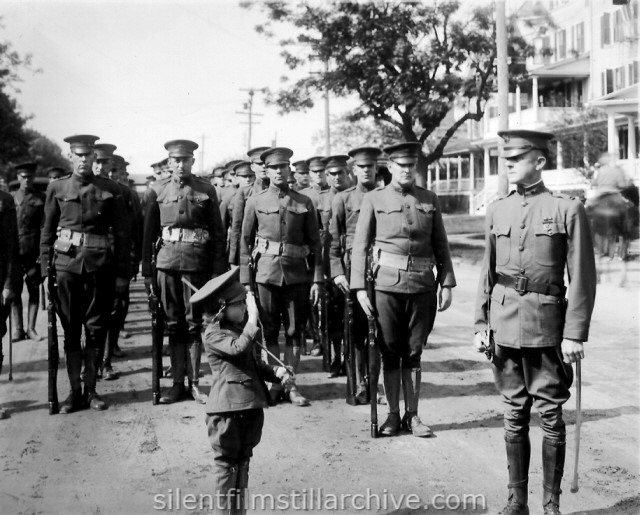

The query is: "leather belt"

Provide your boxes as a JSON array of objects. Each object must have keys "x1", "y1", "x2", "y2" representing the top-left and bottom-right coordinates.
[
  {"x1": 374, "y1": 248, "x2": 434, "y2": 272},
  {"x1": 56, "y1": 229, "x2": 110, "y2": 248},
  {"x1": 497, "y1": 274, "x2": 565, "y2": 297},
  {"x1": 162, "y1": 227, "x2": 210, "y2": 243},
  {"x1": 254, "y1": 237, "x2": 309, "y2": 258}
]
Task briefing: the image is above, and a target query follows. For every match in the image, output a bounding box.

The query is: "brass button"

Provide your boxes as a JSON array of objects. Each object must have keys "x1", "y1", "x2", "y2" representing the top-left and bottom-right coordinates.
[{"x1": 519, "y1": 245, "x2": 524, "y2": 251}]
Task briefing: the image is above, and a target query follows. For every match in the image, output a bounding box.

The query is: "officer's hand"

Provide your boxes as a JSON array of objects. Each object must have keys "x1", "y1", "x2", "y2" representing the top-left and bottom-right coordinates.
[
  {"x1": 1, "y1": 289, "x2": 14, "y2": 305},
  {"x1": 333, "y1": 275, "x2": 350, "y2": 294},
  {"x1": 144, "y1": 277, "x2": 153, "y2": 296},
  {"x1": 474, "y1": 331, "x2": 488, "y2": 353},
  {"x1": 438, "y1": 286, "x2": 452, "y2": 312},
  {"x1": 276, "y1": 366, "x2": 294, "y2": 386},
  {"x1": 310, "y1": 283, "x2": 320, "y2": 306},
  {"x1": 115, "y1": 277, "x2": 128, "y2": 295},
  {"x1": 561, "y1": 339, "x2": 584, "y2": 363},
  {"x1": 246, "y1": 292, "x2": 259, "y2": 323},
  {"x1": 356, "y1": 290, "x2": 374, "y2": 318}
]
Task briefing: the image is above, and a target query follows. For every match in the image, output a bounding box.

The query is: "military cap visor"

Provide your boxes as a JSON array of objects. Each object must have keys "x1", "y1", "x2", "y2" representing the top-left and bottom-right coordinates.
[
  {"x1": 348, "y1": 146, "x2": 382, "y2": 165},
  {"x1": 498, "y1": 130, "x2": 555, "y2": 158},
  {"x1": 94, "y1": 143, "x2": 117, "y2": 160},
  {"x1": 247, "y1": 146, "x2": 271, "y2": 163},
  {"x1": 47, "y1": 167, "x2": 67, "y2": 177},
  {"x1": 233, "y1": 161, "x2": 254, "y2": 176},
  {"x1": 261, "y1": 147, "x2": 294, "y2": 166},
  {"x1": 165, "y1": 139, "x2": 199, "y2": 158},
  {"x1": 189, "y1": 267, "x2": 247, "y2": 307},
  {"x1": 14, "y1": 162, "x2": 38, "y2": 174},
  {"x1": 64, "y1": 134, "x2": 99, "y2": 153},
  {"x1": 384, "y1": 142, "x2": 422, "y2": 164},
  {"x1": 306, "y1": 156, "x2": 326, "y2": 171}
]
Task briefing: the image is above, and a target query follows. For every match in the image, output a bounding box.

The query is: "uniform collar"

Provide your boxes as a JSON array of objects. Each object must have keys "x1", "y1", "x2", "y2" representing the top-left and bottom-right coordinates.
[
  {"x1": 391, "y1": 182, "x2": 415, "y2": 194},
  {"x1": 172, "y1": 174, "x2": 193, "y2": 187},
  {"x1": 516, "y1": 180, "x2": 546, "y2": 197},
  {"x1": 269, "y1": 183, "x2": 290, "y2": 196},
  {"x1": 356, "y1": 182, "x2": 375, "y2": 193},
  {"x1": 72, "y1": 172, "x2": 94, "y2": 186},
  {"x1": 254, "y1": 177, "x2": 269, "y2": 191}
]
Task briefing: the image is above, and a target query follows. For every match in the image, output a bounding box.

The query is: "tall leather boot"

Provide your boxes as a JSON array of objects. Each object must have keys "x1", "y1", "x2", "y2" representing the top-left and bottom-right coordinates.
[
  {"x1": 187, "y1": 339, "x2": 207, "y2": 403},
  {"x1": 11, "y1": 300, "x2": 26, "y2": 341},
  {"x1": 159, "y1": 337, "x2": 187, "y2": 404},
  {"x1": 213, "y1": 464, "x2": 238, "y2": 515},
  {"x1": 60, "y1": 351, "x2": 85, "y2": 414},
  {"x1": 379, "y1": 368, "x2": 401, "y2": 436},
  {"x1": 284, "y1": 346, "x2": 309, "y2": 406},
  {"x1": 328, "y1": 337, "x2": 342, "y2": 378},
  {"x1": 26, "y1": 301, "x2": 44, "y2": 341},
  {"x1": 401, "y1": 368, "x2": 433, "y2": 437},
  {"x1": 102, "y1": 327, "x2": 120, "y2": 380},
  {"x1": 542, "y1": 439, "x2": 565, "y2": 515},
  {"x1": 84, "y1": 347, "x2": 107, "y2": 410},
  {"x1": 234, "y1": 460, "x2": 250, "y2": 515},
  {"x1": 266, "y1": 342, "x2": 283, "y2": 403},
  {"x1": 499, "y1": 435, "x2": 531, "y2": 515}
]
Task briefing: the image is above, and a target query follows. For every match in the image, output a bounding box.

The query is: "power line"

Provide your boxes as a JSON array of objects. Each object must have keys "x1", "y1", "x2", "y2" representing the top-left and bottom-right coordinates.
[{"x1": 236, "y1": 88, "x2": 266, "y2": 152}]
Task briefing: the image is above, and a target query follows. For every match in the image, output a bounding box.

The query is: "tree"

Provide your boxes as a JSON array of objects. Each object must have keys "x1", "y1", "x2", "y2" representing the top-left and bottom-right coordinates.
[
  {"x1": 25, "y1": 129, "x2": 72, "y2": 176},
  {"x1": 311, "y1": 114, "x2": 403, "y2": 154},
  {"x1": 244, "y1": 1, "x2": 533, "y2": 167}
]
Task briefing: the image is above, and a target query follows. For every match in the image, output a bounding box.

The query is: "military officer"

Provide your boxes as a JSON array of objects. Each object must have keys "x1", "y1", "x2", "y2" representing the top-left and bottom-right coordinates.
[
  {"x1": 239, "y1": 147, "x2": 323, "y2": 406},
  {"x1": 298, "y1": 156, "x2": 328, "y2": 208},
  {"x1": 142, "y1": 139, "x2": 226, "y2": 404},
  {"x1": 329, "y1": 147, "x2": 382, "y2": 403},
  {"x1": 0, "y1": 185, "x2": 19, "y2": 416},
  {"x1": 40, "y1": 135, "x2": 131, "y2": 413},
  {"x1": 474, "y1": 130, "x2": 596, "y2": 515},
  {"x1": 209, "y1": 166, "x2": 226, "y2": 197},
  {"x1": 317, "y1": 155, "x2": 350, "y2": 376},
  {"x1": 351, "y1": 142, "x2": 456, "y2": 437},
  {"x1": 292, "y1": 160, "x2": 311, "y2": 192},
  {"x1": 11, "y1": 162, "x2": 46, "y2": 342},
  {"x1": 219, "y1": 160, "x2": 243, "y2": 259},
  {"x1": 228, "y1": 147, "x2": 270, "y2": 267}
]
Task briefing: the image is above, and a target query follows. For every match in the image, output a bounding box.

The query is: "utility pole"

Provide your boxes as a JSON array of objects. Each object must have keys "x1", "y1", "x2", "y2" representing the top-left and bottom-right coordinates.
[
  {"x1": 200, "y1": 134, "x2": 205, "y2": 175},
  {"x1": 236, "y1": 88, "x2": 266, "y2": 151},
  {"x1": 496, "y1": 0, "x2": 510, "y2": 196},
  {"x1": 323, "y1": 60, "x2": 331, "y2": 156}
]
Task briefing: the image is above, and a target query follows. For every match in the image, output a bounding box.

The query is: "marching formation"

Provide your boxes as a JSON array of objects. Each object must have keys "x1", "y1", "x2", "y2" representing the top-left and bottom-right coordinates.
[{"x1": 0, "y1": 129, "x2": 597, "y2": 515}]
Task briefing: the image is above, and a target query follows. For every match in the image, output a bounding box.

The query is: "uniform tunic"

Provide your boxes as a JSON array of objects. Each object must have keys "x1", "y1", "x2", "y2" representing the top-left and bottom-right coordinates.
[
  {"x1": 39, "y1": 173, "x2": 130, "y2": 349},
  {"x1": 228, "y1": 178, "x2": 268, "y2": 267},
  {"x1": 351, "y1": 183, "x2": 456, "y2": 369},
  {"x1": 474, "y1": 182, "x2": 596, "y2": 439},
  {"x1": 12, "y1": 187, "x2": 45, "y2": 293},
  {"x1": 0, "y1": 190, "x2": 19, "y2": 340}
]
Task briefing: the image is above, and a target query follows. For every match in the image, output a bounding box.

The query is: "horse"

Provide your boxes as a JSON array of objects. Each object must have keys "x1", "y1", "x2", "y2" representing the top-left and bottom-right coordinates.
[{"x1": 586, "y1": 185, "x2": 639, "y2": 287}]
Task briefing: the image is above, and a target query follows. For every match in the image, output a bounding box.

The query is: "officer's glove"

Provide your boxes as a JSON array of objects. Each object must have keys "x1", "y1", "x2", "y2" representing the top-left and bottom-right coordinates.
[
  {"x1": 1, "y1": 288, "x2": 15, "y2": 305},
  {"x1": 144, "y1": 277, "x2": 153, "y2": 296},
  {"x1": 276, "y1": 366, "x2": 295, "y2": 386},
  {"x1": 356, "y1": 290, "x2": 374, "y2": 318},
  {"x1": 334, "y1": 275, "x2": 350, "y2": 294}
]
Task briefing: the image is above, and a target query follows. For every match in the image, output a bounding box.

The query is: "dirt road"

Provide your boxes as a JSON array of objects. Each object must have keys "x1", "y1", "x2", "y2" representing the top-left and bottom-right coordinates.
[{"x1": 1, "y1": 259, "x2": 638, "y2": 514}]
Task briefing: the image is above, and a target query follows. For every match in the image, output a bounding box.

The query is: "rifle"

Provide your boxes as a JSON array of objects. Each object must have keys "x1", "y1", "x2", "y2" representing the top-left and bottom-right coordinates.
[
  {"x1": 149, "y1": 238, "x2": 164, "y2": 405},
  {"x1": 366, "y1": 247, "x2": 379, "y2": 438},
  {"x1": 343, "y1": 239, "x2": 359, "y2": 406},
  {"x1": 7, "y1": 311, "x2": 12, "y2": 381},
  {"x1": 47, "y1": 249, "x2": 59, "y2": 414}
]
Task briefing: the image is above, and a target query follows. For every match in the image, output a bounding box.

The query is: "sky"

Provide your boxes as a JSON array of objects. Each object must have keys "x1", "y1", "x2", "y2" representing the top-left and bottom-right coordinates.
[{"x1": 0, "y1": 0, "x2": 356, "y2": 176}]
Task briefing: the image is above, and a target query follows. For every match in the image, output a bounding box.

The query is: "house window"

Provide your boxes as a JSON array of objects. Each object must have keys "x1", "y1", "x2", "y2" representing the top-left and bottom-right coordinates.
[
  {"x1": 613, "y1": 10, "x2": 624, "y2": 42},
  {"x1": 556, "y1": 29, "x2": 566, "y2": 59},
  {"x1": 574, "y1": 22, "x2": 585, "y2": 53},
  {"x1": 630, "y1": 61, "x2": 639, "y2": 84},
  {"x1": 601, "y1": 12, "x2": 611, "y2": 46},
  {"x1": 602, "y1": 69, "x2": 615, "y2": 95},
  {"x1": 615, "y1": 67, "x2": 626, "y2": 90}
]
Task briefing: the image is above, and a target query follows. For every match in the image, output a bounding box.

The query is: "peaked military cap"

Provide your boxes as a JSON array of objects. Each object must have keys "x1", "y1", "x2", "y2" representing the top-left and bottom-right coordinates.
[
  {"x1": 14, "y1": 162, "x2": 38, "y2": 175},
  {"x1": 233, "y1": 161, "x2": 254, "y2": 176},
  {"x1": 306, "y1": 156, "x2": 326, "y2": 171},
  {"x1": 47, "y1": 167, "x2": 68, "y2": 179},
  {"x1": 498, "y1": 130, "x2": 555, "y2": 158},
  {"x1": 292, "y1": 160, "x2": 310, "y2": 173},
  {"x1": 189, "y1": 266, "x2": 246, "y2": 307},
  {"x1": 112, "y1": 155, "x2": 126, "y2": 168},
  {"x1": 247, "y1": 146, "x2": 270, "y2": 164},
  {"x1": 64, "y1": 135, "x2": 99, "y2": 153},
  {"x1": 260, "y1": 147, "x2": 293, "y2": 166},
  {"x1": 94, "y1": 143, "x2": 117, "y2": 160},
  {"x1": 323, "y1": 154, "x2": 350, "y2": 170},
  {"x1": 211, "y1": 166, "x2": 226, "y2": 178},
  {"x1": 348, "y1": 146, "x2": 382, "y2": 165},
  {"x1": 384, "y1": 142, "x2": 422, "y2": 164},
  {"x1": 164, "y1": 139, "x2": 199, "y2": 158}
]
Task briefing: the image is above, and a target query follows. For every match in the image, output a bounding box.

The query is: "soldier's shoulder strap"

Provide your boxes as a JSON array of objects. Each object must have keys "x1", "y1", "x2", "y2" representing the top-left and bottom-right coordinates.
[{"x1": 551, "y1": 191, "x2": 577, "y2": 201}]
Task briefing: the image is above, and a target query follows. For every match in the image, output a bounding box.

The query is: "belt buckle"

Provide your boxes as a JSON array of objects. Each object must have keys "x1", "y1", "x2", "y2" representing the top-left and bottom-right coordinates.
[
  {"x1": 279, "y1": 242, "x2": 284, "y2": 255},
  {"x1": 407, "y1": 254, "x2": 414, "y2": 271},
  {"x1": 515, "y1": 275, "x2": 528, "y2": 296}
]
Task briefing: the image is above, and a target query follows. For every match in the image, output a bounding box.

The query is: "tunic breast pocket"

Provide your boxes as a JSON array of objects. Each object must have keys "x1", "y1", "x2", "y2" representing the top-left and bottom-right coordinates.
[
  {"x1": 93, "y1": 190, "x2": 113, "y2": 216},
  {"x1": 286, "y1": 203, "x2": 309, "y2": 233},
  {"x1": 491, "y1": 224, "x2": 511, "y2": 266},
  {"x1": 187, "y1": 193, "x2": 210, "y2": 220},
  {"x1": 55, "y1": 192, "x2": 80, "y2": 218},
  {"x1": 256, "y1": 204, "x2": 280, "y2": 227},
  {"x1": 416, "y1": 203, "x2": 435, "y2": 233},
  {"x1": 534, "y1": 223, "x2": 566, "y2": 267},
  {"x1": 375, "y1": 205, "x2": 402, "y2": 238},
  {"x1": 159, "y1": 195, "x2": 179, "y2": 225}
]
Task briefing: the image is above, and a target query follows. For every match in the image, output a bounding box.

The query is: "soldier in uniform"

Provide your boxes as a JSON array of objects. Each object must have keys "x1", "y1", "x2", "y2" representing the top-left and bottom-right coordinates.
[
  {"x1": 219, "y1": 160, "x2": 243, "y2": 260},
  {"x1": 317, "y1": 155, "x2": 350, "y2": 376},
  {"x1": 292, "y1": 160, "x2": 311, "y2": 192},
  {"x1": 40, "y1": 135, "x2": 131, "y2": 413},
  {"x1": 228, "y1": 147, "x2": 270, "y2": 267},
  {"x1": 330, "y1": 147, "x2": 382, "y2": 403},
  {"x1": 239, "y1": 147, "x2": 323, "y2": 407},
  {"x1": 298, "y1": 156, "x2": 328, "y2": 208},
  {"x1": 474, "y1": 130, "x2": 596, "y2": 515},
  {"x1": 142, "y1": 139, "x2": 226, "y2": 404},
  {"x1": 209, "y1": 166, "x2": 226, "y2": 197},
  {"x1": 11, "y1": 162, "x2": 46, "y2": 342},
  {"x1": 0, "y1": 185, "x2": 19, "y2": 418},
  {"x1": 47, "y1": 167, "x2": 69, "y2": 181},
  {"x1": 351, "y1": 142, "x2": 456, "y2": 437}
]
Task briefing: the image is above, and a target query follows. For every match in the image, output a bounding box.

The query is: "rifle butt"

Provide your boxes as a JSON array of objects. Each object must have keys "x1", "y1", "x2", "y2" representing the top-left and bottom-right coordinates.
[
  {"x1": 47, "y1": 303, "x2": 59, "y2": 415},
  {"x1": 367, "y1": 316, "x2": 379, "y2": 438}
]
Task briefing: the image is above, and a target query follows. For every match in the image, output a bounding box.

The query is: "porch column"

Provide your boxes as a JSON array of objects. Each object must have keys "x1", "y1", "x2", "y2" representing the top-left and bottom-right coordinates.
[
  {"x1": 532, "y1": 76, "x2": 539, "y2": 120},
  {"x1": 516, "y1": 84, "x2": 522, "y2": 124},
  {"x1": 446, "y1": 158, "x2": 451, "y2": 191},
  {"x1": 628, "y1": 116, "x2": 637, "y2": 160},
  {"x1": 427, "y1": 166, "x2": 432, "y2": 189},
  {"x1": 557, "y1": 140, "x2": 564, "y2": 170},
  {"x1": 483, "y1": 147, "x2": 490, "y2": 208},
  {"x1": 608, "y1": 113, "x2": 619, "y2": 156},
  {"x1": 435, "y1": 161, "x2": 440, "y2": 191},
  {"x1": 457, "y1": 155, "x2": 462, "y2": 191},
  {"x1": 469, "y1": 152, "x2": 476, "y2": 214}
]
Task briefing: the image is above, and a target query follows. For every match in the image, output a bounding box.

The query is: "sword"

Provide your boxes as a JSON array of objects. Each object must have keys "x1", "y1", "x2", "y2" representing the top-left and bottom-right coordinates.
[{"x1": 570, "y1": 359, "x2": 582, "y2": 493}]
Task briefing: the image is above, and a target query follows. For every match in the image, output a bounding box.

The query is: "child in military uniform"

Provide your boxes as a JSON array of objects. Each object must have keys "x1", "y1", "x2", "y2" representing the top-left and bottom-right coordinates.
[{"x1": 190, "y1": 266, "x2": 292, "y2": 514}]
